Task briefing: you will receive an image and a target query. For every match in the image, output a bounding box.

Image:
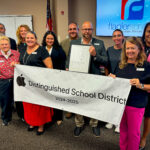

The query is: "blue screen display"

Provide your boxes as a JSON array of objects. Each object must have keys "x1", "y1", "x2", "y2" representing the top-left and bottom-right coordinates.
[{"x1": 96, "y1": 0, "x2": 150, "y2": 37}]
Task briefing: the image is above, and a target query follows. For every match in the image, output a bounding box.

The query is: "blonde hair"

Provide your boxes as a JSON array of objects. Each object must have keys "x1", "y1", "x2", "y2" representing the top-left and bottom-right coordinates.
[
  {"x1": 119, "y1": 37, "x2": 147, "y2": 69},
  {"x1": 0, "y1": 36, "x2": 10, "y2": 45},
  {"x1": 16, "y1": 24, "x2": 31, "y2": 45}
]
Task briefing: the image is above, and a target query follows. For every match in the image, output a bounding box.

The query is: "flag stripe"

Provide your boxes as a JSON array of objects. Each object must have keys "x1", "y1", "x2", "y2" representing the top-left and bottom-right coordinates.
[{"x1": 46, "y1": 0, "x2": 52, "y2": 31}]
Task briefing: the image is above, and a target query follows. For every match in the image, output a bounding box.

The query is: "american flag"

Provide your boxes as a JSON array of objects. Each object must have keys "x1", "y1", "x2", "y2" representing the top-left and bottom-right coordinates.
[{"x1": 46, "y1": 0, "x2": 53, "y2": 31}]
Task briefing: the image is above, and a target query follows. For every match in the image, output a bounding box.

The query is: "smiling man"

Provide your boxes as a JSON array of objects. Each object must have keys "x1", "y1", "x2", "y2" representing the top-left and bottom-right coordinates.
[
  {"x1": 60, "y1": 22, "x2": 79, "y2": 57},
  {"x1": 67, "y1": 21, "x2": 108, "y2": 137}
]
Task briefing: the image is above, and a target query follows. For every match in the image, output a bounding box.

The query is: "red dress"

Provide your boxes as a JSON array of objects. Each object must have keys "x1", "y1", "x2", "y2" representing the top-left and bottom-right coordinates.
[
  {"x1": 20, "y1": 46, "x2": 54, "y2": 126},
  {"x1": 23, "y1": 102, "x2": 53, "y2": 126}
]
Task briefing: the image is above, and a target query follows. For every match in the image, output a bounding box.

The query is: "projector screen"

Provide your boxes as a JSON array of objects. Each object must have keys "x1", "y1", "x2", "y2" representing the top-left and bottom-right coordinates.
[{"x1": 96, "y1": 0, "x2": 150, "y2": 37}]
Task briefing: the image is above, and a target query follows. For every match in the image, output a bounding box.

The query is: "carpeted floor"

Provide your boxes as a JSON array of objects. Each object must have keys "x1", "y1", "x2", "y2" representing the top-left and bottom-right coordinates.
[{"x1": 0, "y1": 111, "x2": 150, "y2": 150}]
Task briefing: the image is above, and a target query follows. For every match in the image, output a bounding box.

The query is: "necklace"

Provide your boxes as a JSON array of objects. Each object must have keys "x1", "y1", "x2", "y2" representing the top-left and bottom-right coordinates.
[
  {"x1": 23, "y1": 51, "x2": 31, "y2": 65},
  {"x1": 23, "y1": 45, "x2": 39, "y2": 64}
]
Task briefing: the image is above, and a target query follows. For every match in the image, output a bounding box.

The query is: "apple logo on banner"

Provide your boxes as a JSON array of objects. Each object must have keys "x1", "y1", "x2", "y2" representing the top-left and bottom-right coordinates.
[{"x1": 16, "y1": 74, "x2": 26, "y2": 87}]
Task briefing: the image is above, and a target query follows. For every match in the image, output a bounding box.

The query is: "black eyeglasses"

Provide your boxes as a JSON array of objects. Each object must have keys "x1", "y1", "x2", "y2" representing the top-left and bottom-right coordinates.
[
  {"x1": 82, "y1": 28, "x2": 93, "y2": 31},
  {"x1": 69, "y1": 28, "x2": 77, "y2": 31}
]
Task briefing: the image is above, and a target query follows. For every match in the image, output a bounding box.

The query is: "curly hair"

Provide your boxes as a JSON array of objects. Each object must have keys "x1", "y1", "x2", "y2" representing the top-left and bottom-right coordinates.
[
  {"x1": 119, "y1": 37, "x2": 147, "y2": 69},
  {"x1": 16, "y1": 24, "x2": 31, "y2": 45}
]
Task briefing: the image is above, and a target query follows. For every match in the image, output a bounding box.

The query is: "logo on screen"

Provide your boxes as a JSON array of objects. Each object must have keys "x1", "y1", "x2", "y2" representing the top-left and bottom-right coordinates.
[{"x1": 121, "y1": 0, "x2": 144, "y2": 20}]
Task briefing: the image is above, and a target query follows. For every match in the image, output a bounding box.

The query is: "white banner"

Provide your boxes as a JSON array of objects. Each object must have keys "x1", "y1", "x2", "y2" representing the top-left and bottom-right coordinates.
[{"x1": 14, "y1": 65, "x2": 131, "y2": 125}]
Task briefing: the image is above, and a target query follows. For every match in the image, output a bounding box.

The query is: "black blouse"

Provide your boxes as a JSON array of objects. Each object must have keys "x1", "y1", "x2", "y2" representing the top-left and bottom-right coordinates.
[
  {"x1": 115, "y1": 62, "x2": 150, "y2": 108},
  {"x1": 19, "y1": 46, "x2": 50, "y2": 67}
]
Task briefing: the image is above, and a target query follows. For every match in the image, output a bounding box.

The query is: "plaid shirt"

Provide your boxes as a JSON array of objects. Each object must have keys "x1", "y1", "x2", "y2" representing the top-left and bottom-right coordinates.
[{"x1": 0, "y1": 50, "x2": 20, "y2": 79}]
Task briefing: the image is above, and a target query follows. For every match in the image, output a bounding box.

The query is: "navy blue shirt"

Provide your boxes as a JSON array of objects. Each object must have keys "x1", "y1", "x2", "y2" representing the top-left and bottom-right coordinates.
[{"x1": 115, "y1": 62, "x2": 150, "y2": 108}]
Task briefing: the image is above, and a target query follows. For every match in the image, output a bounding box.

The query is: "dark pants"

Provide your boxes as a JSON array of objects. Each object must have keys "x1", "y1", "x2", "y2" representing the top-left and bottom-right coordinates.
[
  {"x1": 15, "y1": 102, "x2": 24, "y2": 119},
  {"x1": 144, "y1": 93, "x2": 150, "y2": 118},
  {"x1": 53, "y1": 109, "x2": 63, "y2": 121},
  {"x1": 0, "y1": 79, "x2": 13, "y2": 122}
]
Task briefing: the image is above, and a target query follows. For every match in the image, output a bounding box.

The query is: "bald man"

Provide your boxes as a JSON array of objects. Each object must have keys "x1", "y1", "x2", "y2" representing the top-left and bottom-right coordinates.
[{"x1": 67, "y1": 21, "x2": 108, "y2": 137}]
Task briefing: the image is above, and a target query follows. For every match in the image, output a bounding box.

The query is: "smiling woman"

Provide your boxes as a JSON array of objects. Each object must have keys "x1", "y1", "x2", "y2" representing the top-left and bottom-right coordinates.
[
  {"x1": 110, "y1": 37, "x2": 150, "y2": 150},
  {"x1": 105, "y1": 29, "x2": 124, "y2": 133},
  {"x1": 16, "y1": 24, "x2": 31, "y2": 52},
  {"x1": 120, "y1": 37, "x2": 146, "y2": 69},
  {"x1": 0, "y1": 36, "x2": 20, "y2": 126},
  {"x1": 15, "y1": 25, "x2": 31, "y2": 121},
  {"x1": 19, "y1": 31, "x2": 54, "y2": 135},
  {"x1": 42, "y1": 31, "x2": 66, "y2": 126},
  {"x1": 0, "y1": 38, "x2": 10, "y2": 54}
]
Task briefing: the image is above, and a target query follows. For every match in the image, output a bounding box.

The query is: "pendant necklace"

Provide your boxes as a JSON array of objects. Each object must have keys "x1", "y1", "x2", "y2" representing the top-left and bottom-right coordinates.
[{"x1": 23, "y1": 51, "x2": 31, "y2": 65}]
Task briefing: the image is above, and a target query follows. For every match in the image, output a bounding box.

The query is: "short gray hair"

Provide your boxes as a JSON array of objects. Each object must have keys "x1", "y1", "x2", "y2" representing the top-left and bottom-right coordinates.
[{"x1": 0, "y1": 36, "x2": 10, "y2": 45}]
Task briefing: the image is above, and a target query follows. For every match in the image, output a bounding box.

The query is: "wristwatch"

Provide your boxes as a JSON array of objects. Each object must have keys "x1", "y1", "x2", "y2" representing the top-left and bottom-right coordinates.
[{"x1": 140, "y1": 83, "x2": 144, "y2": 89}]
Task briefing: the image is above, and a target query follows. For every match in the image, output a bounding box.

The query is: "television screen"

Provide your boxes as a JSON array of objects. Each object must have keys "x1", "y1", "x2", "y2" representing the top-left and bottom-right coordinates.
[{"x1": 96, "y1": 0, "x2": 150, "y2": 37}]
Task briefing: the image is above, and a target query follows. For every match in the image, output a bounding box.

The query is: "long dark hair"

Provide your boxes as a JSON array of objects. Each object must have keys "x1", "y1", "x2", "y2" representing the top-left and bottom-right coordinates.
[
  {"x1": 42, "y1": 31, "x2": 61, "y2": 50},
  {"x1": 141, "y1": 22, "x2": 150, "y2": 47}
]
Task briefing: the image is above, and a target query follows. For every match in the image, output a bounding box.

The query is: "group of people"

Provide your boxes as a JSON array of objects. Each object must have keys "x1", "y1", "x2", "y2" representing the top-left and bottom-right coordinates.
[{"x1": 0, "y1": 21, "x2": 150, "y2": 150}]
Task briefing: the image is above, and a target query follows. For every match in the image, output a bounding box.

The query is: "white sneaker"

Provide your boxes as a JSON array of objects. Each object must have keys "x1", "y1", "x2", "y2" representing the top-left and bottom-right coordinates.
[
  {"x1": 105, "y1": 123, "x2": 113, "y2": 129},
  {"x1": 114, "y1": 125, "x2": 120, "y2": 133}
]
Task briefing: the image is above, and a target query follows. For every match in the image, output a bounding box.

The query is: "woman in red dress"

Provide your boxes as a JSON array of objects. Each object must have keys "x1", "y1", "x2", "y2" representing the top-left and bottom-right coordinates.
[{"x1": 19, "y1": 31, "x2": 53, "y2": 135}]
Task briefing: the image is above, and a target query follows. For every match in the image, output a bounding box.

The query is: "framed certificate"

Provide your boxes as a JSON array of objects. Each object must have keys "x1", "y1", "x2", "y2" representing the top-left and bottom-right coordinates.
[{"x1": 69, "y1": 44, "x2": 91, "y2": 73}]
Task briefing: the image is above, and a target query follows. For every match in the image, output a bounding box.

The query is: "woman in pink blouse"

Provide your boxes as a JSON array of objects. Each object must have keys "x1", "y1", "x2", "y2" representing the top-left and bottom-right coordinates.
[{"x1": 0, "y1": 36, "x2": 20, "y2": 126}]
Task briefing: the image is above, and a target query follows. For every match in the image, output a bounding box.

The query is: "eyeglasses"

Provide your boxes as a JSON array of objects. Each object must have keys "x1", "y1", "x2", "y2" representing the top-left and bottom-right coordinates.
[{"x1": 82, "y1": 28, "x2": 93, "y2": 31}]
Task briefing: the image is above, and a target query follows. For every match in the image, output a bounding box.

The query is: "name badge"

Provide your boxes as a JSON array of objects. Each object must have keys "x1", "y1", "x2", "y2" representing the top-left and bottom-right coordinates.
[
  {"x1": 32, "y1": 52, "x2": 37, "y2": 54},
  {"x1": 136, "y1": 68, "x2": 145, "y2": 71},
  {"x1": 0, "y1": 60, "x2": 4, "y2": 62},
  {"x1": 94, "y1": 43, "x2": 100, "y2": 46}
]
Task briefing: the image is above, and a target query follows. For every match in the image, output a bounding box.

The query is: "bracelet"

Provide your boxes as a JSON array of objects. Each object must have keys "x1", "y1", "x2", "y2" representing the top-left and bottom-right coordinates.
[{"x1": 140, "y1": 83, "x2": 144, "y2": 89}]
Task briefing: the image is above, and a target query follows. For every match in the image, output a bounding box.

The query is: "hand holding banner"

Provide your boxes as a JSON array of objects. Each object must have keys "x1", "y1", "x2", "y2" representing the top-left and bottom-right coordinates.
[{"x1": 14, "y1": 65, "x2": 131, "y2": 125}]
